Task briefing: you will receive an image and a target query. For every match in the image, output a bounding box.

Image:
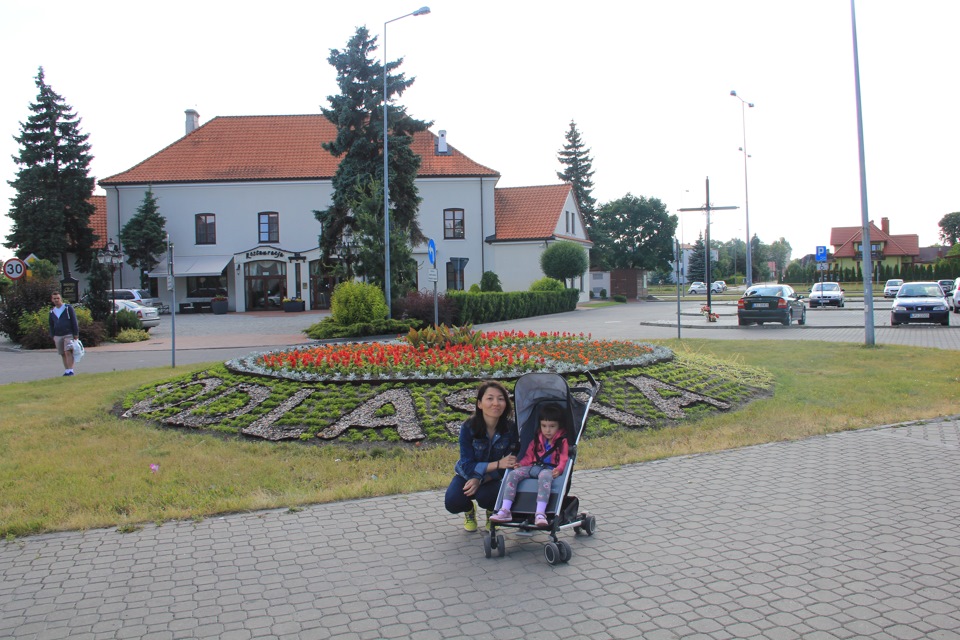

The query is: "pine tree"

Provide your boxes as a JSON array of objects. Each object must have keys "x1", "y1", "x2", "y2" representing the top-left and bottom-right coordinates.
[
  {"x1": 5, "y1": 67, "x2": 96, "y2": 276},
  {"x1": 315, "y1": 27, "x2": 432, "y2": 281},
  {"x1": 556, "y1": 120, "x2": 596, "y2": 227},
  {"x1": 688, "y1": 233, "x2": 707, "y2": 283},
  {"x1": 120, "y1": 188, "x2": 167, "y2": 288}
]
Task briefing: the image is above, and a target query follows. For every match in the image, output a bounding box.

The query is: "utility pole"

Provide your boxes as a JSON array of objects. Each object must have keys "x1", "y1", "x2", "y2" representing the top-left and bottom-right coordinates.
[{"x1": 678, "y1": 177, "x2": 738, "y2": 313}]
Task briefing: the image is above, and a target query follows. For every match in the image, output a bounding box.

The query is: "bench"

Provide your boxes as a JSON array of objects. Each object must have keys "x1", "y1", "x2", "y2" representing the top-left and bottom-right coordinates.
[
  {"x1": 179, "y1": 303, "x2": 195, "y2": 314},
  {"x1": 193, "y1": 301, "x2": 213, "y2": 313}
]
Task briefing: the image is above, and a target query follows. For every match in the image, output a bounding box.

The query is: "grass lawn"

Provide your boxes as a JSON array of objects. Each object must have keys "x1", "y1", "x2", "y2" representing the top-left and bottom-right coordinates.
[{"x1": 2, "y1": 339, "x2": 958, "y2": 538}]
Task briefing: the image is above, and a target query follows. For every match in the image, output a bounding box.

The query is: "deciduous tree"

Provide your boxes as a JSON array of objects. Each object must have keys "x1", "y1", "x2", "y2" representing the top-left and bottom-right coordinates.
[
  {"x1": 540, "y1": 241, "x2": 588, "y2": 288},
  {"x1": 939, "y1": 211, "x2": 960, "y2": 246},
  {"x1": 5, "y1": 67, "x2": 96, "y2": 276},
  {"x1": 593, "y1": 194, "x2": 677, "y2": 272}
]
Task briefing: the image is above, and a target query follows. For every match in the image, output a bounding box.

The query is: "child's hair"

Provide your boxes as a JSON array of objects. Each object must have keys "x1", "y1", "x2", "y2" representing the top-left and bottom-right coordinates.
[{"x1": 538, "y1": 403, "x2": 566, "y2": 430}]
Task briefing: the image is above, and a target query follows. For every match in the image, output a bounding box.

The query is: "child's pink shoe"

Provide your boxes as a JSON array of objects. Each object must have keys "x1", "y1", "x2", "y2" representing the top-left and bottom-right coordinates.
[
  {"x1": 534, "y1": 513, "x2": 549, "y2": 527},
  {"x1": 489, "y1": 508, "x2": 512, "y2": 523}
]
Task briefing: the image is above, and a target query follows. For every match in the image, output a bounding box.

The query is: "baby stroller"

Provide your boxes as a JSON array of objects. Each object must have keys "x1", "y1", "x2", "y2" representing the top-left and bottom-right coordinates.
[{"x1": 483, "y1": 371, "x2": 600, "y2": 564}]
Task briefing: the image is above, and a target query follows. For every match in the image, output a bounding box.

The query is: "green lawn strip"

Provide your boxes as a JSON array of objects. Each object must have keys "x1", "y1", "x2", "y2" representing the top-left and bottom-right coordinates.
[{"x1": 1, "y1": 340, "x2": 957, "y2": 538}]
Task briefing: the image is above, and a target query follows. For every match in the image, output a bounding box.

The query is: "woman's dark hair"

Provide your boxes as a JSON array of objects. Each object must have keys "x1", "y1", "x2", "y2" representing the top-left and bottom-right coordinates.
[
  {"x1": 469, "y1": 380, "x2": 514, "y2": 438},
  {"x1": 539, "y1": 402, "x2": 569, "y2": 434}
]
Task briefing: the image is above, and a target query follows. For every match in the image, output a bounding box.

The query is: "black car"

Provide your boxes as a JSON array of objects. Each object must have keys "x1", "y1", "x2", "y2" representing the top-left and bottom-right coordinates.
[{"x1": 737, "y1": 285, "x2": 806, "y2": 326}]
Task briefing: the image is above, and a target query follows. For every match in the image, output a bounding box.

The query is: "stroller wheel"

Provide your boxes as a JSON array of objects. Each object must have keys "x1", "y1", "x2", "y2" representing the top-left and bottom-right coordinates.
[
  {"x1": 558, "y1": 540, "x2": 572, "y2": 563},
  {"x1": 483, "y1": 533, "x2": 492, "y2": 558},
  {"x1": 544, "y1": 542, "x2": 560, "y2": 565},
  {"x1": 497, "y1": 534, "x2": 506, "y2": 557},
  {"x1": 584, "y1": 515, "x2": 596, "y2": 536}
]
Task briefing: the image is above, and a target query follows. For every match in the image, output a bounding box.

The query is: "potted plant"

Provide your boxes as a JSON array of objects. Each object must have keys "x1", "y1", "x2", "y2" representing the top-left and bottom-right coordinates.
[
  {"x1": 282, "y1": 297, "x2": 305, "y2": 312},
  {"x1": 211, "y1": 295, "x2": 228, "y2": 315}
]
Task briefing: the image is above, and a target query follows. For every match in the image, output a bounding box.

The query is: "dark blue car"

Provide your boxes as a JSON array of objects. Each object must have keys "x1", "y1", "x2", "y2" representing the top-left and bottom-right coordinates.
[{"x1": 737, "y1": 285, "x2": 806, "y2": 326}]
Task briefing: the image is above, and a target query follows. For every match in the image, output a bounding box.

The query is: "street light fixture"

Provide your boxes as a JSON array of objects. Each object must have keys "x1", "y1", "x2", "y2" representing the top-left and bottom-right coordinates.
[
  {"x1": 337, "y1": 221, "x2": 356, "y2": 280},
  {"x1": 730, "y1": 90, "x2": 755, "y2": 286},
  {"x1": 97, "y1": 239, "x2": 124, "y2": 335},
  {"x1": 383, "y1": 5, "x2": 430, "y2": 319}
]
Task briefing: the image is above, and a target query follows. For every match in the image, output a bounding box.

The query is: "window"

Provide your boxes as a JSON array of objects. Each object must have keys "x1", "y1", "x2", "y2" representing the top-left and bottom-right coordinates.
[
  {"x1": 195, "y1": 214, "x2": 216, "y2": 245},
  {"x1": 446, "y1": 259, "x2": 467, "y2": 291},
  {"x1": 259, "y1": 212, "x2": 279, "y2": 243},
  {"x1": 444, "y1": 209, "x2": 465, "y2": 240}
]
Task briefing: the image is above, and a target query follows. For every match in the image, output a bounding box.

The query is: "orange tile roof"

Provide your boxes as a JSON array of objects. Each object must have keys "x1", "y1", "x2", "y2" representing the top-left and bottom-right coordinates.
[
  {"x1": 89, "y1": 195, "x2": 107, "y2": 249},
  {"x1": 99, "y1": 115, "x2": 499, "y2": 185},
  {"x1": 831, "y1": 221, "x2": 918, "y2": 258},
  {"x1": 494, "y1": 184, "x2": 591, "y2": 243}
]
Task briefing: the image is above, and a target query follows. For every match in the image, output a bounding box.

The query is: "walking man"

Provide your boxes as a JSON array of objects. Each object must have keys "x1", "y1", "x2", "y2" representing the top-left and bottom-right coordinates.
[{"x1": 49, "y1": 292, "x2": 79, "y2": 376}]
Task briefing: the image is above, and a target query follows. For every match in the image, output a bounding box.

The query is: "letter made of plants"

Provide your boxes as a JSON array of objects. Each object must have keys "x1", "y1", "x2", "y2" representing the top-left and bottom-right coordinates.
[{"x1": 122, "y1": 331, "x2": 773, "y2": 443}]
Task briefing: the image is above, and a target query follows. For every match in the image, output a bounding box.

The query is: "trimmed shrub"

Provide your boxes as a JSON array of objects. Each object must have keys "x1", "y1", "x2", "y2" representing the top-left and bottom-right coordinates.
[
  {"x1": 468, "y1": 283, "x2": 481, "y2": 293},
  {"x1": 613, "y1": 294, "x2": 627, "y2": 303},
  {"x1": 393, "y1": 290, "x2": 457, "y2": 327},
  {"x1": 305, "y1": 317, "x2": 420, "y2": 340},
  {"x1": 529, "y1": 277, "x2": 565, "y2": 292},
  {"x1": 480, "y1": 271, "x2": 503, "y2": 292},
  {"x1": 331, "y1": 281, "x2": 388, "y2": 325},
  {"x1": 448, "y1": 289, "x2": 579, "y2": 324},
  {"x1": 115, "y1": 328, "x2": 151, "y2": 343}
]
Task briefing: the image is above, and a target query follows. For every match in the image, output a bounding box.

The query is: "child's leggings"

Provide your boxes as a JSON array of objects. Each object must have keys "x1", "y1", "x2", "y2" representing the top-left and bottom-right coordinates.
[{"x1": 504, "y1": 465, "x2": 553, "y2": 505}]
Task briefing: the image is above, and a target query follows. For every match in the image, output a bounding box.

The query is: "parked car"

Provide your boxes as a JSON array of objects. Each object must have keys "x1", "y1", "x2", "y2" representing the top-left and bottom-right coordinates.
[
  {"x1": 688, "y1": 282, "x2": 707, "y2": 295},
  {"x1": 937, "y1": 279, "x2": 955, "y2": 311},
  {"x1": 110, "y1": 288, "x2": 159, "y2": 308},
  {"x1": 883, "y1": 279, "x2": 903, "y2": 298},
  {"x1": 737, "y1": 285, "x2": 806, "y2": 326},
  {"x1": 113, "y1": 299, "x2": 161, "y2": 330},
  {"x1": 712, "y1": 281, "x2": 727, "y2": 293},
  {"x1": 954, "y1": 277, "x2": 960, "y2": 315},
  {"x1": 890, "y1": 281, "x2": 949, "y2": 326},
  {"x1": 808, "y1": 282, "x2": 845, "y2": 307}
]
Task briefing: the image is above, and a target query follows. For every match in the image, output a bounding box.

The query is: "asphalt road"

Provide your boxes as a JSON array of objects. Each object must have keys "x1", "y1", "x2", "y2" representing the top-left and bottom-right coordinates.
[{"x1": 2, "y1": 297, "x2": 958, "y2": 385}]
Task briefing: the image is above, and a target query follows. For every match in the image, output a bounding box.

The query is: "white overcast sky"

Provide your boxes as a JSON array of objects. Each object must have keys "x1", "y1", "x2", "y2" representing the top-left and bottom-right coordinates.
[{"x1": 2, "y1": 0, "x2": 958, "y2": 265}]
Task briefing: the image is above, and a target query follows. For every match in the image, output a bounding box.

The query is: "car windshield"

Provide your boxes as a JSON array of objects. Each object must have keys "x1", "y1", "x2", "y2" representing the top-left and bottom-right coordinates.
[
  {"x1": 746, "y1": 287, "x2": 783, "y2": 297},
  {"x1": 813, "y1": 283, "x2": 840, "y2": 291},
  {"x1": 886, "y1": 280, "x2": 902, "y2": 286},
  {"x1": 898, "y1": 284, "x2": 942, "y2": 297}
]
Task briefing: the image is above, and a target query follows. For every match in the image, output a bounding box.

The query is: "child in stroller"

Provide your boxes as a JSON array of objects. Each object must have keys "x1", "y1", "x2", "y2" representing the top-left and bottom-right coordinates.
[
  {"x1": 489, "y1": 403, "x2": 569, "y2": 527},
  {"x1": 483, "y1": 372, "x2": 599, "y2": 564}
]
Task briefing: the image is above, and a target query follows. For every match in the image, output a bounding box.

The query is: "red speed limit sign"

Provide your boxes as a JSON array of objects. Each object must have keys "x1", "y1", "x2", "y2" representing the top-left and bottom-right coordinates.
[{"x1": 3, "y1": 258, "x2": 27, "y2": 280}]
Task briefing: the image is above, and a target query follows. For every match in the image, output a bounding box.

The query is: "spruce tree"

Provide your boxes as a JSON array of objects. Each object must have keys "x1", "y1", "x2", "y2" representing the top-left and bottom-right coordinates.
[
  {"x1": 316, "y1": 27, "x2": 431, "y2": 286},
  {"x1": 556, "y1": 120, "x2": 597, "y2": 227},
  {"x1": 687, "y1": 233, "x2": 707, "y2": 283},
  {"x1": 120, "y1": 188, "x2": 167, "y2": 288},
  {"x1": 5, "y1": 67, "x2": 96, "y2": 276}
]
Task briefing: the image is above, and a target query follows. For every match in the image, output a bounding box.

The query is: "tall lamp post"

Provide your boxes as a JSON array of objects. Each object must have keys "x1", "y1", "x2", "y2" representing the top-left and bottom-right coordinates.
[
  {"x1": 383, "y1": 5, "x2": 430, "y2": 319},
  {"x1": 97, "y1": 239, "x2": 124, "y2": 335},
  {"x1": 337, "y1": 222, "x2": 356, "y2": 280},
  {"x1": 730, "y1": 90, "x2": 755, "y2": 286}
]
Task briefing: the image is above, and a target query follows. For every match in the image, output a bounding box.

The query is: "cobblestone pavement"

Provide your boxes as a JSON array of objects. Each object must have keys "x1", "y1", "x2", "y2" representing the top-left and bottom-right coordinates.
[{"x1": 2, "y1": 419, "x2": 959, "y2": 639}]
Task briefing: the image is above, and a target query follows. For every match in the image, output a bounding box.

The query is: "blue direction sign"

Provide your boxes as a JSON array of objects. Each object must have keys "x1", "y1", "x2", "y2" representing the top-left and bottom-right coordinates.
[
  {"x1": 427, "y1": 239, "x2": 437, "y2": 266},
  {"x1": 815, "y1": 245, "x2": 828, "y2": 262}
]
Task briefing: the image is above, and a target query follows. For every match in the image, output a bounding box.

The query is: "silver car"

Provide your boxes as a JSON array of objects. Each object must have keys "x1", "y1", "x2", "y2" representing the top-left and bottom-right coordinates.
[
  {"x1": 808, "y1": 282, "x2": 845, "y2": 307},
  {"x1": 883, "y1": 279, "x2": 903, "y2": 298},
  {"x1": 114, "y1": 299, "x2": 160, "y2": 330}
]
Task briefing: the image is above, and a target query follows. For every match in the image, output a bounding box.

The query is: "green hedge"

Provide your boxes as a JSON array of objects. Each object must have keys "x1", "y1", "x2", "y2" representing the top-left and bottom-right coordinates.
[{"x1": 448, "y1": 289, "x2": 580, "y2": 324}]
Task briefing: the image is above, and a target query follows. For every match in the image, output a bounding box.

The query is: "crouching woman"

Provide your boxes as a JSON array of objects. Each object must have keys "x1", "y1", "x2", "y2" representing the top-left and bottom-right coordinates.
[{"x1": 444, "y1": 380, "x2": 519, "y2": 532}]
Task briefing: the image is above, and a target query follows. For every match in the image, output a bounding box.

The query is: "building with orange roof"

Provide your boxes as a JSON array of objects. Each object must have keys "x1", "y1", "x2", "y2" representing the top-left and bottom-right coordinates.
[
  {"x1": 96, "y1": 111, "x2": 592, "y2": 312},
  {"x1": 829, "y1": 217, "x2": 919, "y2": 273}
]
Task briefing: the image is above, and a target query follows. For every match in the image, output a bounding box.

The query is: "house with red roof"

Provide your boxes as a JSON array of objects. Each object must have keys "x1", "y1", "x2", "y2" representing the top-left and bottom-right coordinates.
[
  {"x1": 829, "y1": 217, "x2": 919, "y2": 273},
  {"x1": 97, "y1": 111, "x2": 591, "y2": 312}
]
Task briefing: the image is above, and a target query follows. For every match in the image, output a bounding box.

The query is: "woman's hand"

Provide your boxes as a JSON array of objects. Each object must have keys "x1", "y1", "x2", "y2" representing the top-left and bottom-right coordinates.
[
  {"x1": 463, "y1": 478, "x2": 481, "y2": 497},
  {"x1": 501, "y1": 455, "x2": 517, "y2": 469}
]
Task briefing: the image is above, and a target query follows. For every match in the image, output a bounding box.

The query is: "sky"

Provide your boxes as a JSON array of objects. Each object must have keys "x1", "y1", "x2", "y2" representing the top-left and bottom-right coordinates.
[{"x1": 2, "y1": 0, "x2": 958, "y2": 266}]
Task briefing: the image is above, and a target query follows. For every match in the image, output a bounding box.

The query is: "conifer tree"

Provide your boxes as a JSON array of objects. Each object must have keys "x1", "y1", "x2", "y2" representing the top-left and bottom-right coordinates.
[
  {"x1": 120, "y1": 188, "x2": 167, "y2": 288},
  {"x1": 316, "y1": 26, "x2": 431, "y2": 278},
  {"x1": 556, "y1": 120, "x2": 597, "y2": 227},
  {"x1": 687, "y1": 233, "x2": 707, "y2": 283},
  {"x1": 5, "y1": 67, "x2": 96, "y2": 276}
]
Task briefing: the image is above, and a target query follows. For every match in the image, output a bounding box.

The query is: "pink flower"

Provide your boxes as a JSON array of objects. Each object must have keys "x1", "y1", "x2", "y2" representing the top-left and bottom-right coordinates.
[{"x1": 150, "y1": 464, "x2": 160, "y2": 474}]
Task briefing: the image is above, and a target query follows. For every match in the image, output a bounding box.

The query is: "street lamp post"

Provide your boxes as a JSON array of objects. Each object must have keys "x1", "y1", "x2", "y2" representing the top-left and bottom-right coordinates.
[
  {"x1": 97, "y1": 239, "x2": 124, "y2": 335},
  {"x1": 383, "y1": 6, "x2": 430, "y2": 319},
  {"x1": 337, "y1": 222, "x2": 356, "y2": 280},
  {"x1": 730, "y1": 90, "x2": 755, "y2": 286}
]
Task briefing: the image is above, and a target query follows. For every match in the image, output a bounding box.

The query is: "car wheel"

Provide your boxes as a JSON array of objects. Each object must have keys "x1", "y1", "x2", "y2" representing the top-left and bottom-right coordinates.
[
  {"x1": 738, "y1": 317, "x2": 750, "y2": 326},
  {"x1": 798, "y1": 309, "x2": 806, "y2": 325},
  {"x1": 941, "y1": 317, "x2": 949, "y2": 326},
  {"x1": 781, "y1": 313, "x2": 791, "y2": 326}
]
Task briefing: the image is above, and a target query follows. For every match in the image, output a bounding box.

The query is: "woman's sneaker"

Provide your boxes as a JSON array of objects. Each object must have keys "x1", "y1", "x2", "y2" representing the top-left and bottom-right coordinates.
[
  {"x1": 463, "y1": 504, "x2": 478, "y2": 532},
  {"x1": 489, "y1": 508, "x2": 512, "y2": 523}
]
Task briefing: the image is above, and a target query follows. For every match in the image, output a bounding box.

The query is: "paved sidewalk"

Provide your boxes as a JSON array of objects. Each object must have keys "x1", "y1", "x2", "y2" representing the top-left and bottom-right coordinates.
[{"x1": 2, "y1": 418, "x2": 959, "y2": 639}]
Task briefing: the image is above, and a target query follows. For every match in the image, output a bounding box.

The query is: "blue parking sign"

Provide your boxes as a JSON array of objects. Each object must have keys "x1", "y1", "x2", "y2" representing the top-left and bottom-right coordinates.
[{"x1": 816, "y1": 246, "x2": 827, "y2": 262}]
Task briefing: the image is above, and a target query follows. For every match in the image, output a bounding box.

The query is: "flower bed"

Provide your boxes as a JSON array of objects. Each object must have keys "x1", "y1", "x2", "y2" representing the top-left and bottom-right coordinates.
[{"x1": 227, "y1": 331, "x2": 673, "y2": 382}]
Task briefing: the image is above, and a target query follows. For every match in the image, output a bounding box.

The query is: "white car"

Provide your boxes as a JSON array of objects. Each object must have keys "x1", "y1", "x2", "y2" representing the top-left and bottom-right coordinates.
[
  {"x1": 808, "y1": 282, "x2": 845, "y2": 307},
  {"x1": 687, "y1": 282, "x2": 707, "y2": 294},
  {"x1": 712, "y1": 281, "x2": 727, "y2": 293},
  {"x1": 883, "y1": 279, "x2": 903, "y2": 298},
  {"x1": 954, "y1": 277, "x2": 960, "y2": 315},
  {"x1": 113, "y1": 299, "x2": 160, "y2": 330}
]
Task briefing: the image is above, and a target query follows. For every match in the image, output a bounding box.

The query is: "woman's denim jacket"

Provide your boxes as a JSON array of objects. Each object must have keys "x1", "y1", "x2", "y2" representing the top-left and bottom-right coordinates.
[{"x1": 454, "y1": 418, "x2": 519, "y2": 483}]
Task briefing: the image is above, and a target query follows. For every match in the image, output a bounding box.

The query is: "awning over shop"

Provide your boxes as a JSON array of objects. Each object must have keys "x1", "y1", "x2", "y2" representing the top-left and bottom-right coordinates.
[{"x1": 147, "y1": 255, "x2": 231, "y2": 278}]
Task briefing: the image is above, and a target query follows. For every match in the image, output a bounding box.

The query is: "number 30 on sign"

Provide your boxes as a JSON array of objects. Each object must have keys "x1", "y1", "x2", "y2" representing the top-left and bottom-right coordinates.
[{"x1": 3, "y1": 258, "x2": 27, "y2": 280}]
